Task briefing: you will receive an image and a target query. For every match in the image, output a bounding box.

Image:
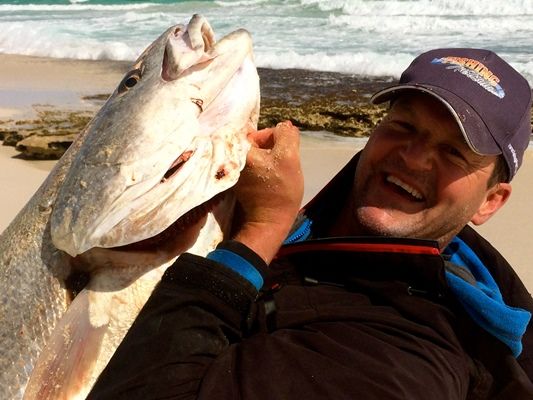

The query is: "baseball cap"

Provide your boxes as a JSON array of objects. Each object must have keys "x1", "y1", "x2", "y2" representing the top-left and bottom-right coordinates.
[{"x1": 371, "y1": 48, "x2": 532, "y2": 181}]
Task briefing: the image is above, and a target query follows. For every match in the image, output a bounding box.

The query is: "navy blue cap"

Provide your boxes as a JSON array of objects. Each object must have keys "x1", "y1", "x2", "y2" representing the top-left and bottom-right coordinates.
[{"x1": 372, "y1": 48, "x2": 532, "y2": 181}]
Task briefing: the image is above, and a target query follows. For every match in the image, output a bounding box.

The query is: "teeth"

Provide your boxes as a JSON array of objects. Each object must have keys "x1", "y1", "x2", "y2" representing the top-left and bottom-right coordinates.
[{"x1": 386, "y1": 175, "x2": 423, "y2": 200}]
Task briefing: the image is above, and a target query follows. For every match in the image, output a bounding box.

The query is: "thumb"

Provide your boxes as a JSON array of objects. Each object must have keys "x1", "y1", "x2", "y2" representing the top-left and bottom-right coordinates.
[
  {"x1": 248, "y1": 128, "x2": 275, "y2": 149},
  {"x1": 271, "y1": 121, "x2": 300, "y2": 156}
]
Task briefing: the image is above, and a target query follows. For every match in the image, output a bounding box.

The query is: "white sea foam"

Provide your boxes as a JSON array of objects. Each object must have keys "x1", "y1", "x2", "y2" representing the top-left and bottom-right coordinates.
[
  {"x1": 215, "y1": 0, "x2": 270, "y2": 6},
  {"x1": 0, "y1": 3, "x2": 153, "y2": 12},
  {"x1": 258, "y1": 50, "x2": 412, "y2": 78},
  {"x1": 0, "y1": 0, "x2": 531, "y2": 84},
  {"x1": 302, "y1": 0, "x2": 533, "y2": 16}
]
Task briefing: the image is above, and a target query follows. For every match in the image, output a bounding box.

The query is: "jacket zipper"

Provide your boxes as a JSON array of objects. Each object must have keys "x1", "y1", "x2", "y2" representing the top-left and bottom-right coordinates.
[{"x1": 283, "y1": 217, "x2": 313, "y2": 244}]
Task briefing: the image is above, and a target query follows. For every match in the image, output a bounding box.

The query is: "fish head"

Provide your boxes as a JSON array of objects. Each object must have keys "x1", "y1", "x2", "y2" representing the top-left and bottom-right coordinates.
[{"x1": 51, "y1": 15, "x2": 260, "y2": 257}]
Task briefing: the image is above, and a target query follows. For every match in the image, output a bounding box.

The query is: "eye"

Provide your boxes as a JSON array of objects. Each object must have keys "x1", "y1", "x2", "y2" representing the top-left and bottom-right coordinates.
[
  {"x1": 124, "y1": 76, "x2": 138, "y2": 88},
  {"x1": 442, "y1": 144, "x2": 467, "y2": 161},
  {"x1": 386, "y1": 119, "x2": 415, "y2": 135},
  {"x1": 118, "y1": 68, "x2": 142, "y2": 94},
  {"x1": 394, "y1": 121, "x2": 415, "y2": 131}
]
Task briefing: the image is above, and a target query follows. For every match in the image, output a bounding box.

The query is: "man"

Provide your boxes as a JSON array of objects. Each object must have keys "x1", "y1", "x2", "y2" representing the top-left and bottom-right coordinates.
[{"x1": 88, "y1": 49, "x2": 533, "y2": 398}]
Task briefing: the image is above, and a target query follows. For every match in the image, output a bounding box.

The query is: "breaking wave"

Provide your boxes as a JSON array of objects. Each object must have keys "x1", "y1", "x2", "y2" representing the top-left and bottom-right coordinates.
[{"x1": 0, "y1": 0, "x2": 531, "y2": 83}]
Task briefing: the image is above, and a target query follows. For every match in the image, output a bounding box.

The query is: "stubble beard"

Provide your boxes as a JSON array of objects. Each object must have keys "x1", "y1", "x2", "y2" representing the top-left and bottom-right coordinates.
[
  {"x1": 352, "y1": 196, "x2": 472, "y2": 249},
  {"x1": 350, "y1": 167, "x2": 472, "y2": 249}
]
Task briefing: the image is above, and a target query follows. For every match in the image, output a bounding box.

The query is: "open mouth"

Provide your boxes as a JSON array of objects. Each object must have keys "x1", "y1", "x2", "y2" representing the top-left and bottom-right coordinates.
[
  {"x1": 116, "y1": 192, "x2": 225, "y2": 251},
  {"x1": 385, "y1": 175, "x2": 425, "y2": 202}
]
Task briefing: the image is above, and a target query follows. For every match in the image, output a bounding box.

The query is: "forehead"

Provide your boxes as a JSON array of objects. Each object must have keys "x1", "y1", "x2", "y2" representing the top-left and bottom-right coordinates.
[
  {"x1": 384, "y1": 92, "x2": 500, "y2": 167},
  {"x1": 390, "y1": 92, "x2": 453, "y2": 119},
  {"x1": 388, "y1": 92, "x2": 465, "y2": 140}
]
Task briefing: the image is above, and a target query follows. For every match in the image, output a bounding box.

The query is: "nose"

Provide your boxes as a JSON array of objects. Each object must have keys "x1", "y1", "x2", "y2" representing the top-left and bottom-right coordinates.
[{"x1": 398, "y1": 136, "x2": 434, "y2": 171}]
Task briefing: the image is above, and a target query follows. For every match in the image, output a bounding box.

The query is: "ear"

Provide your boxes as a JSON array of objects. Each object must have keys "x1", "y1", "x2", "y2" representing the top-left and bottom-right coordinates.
[{"x1": 470, "y1": 183, "x2": 512, "y2": 225}]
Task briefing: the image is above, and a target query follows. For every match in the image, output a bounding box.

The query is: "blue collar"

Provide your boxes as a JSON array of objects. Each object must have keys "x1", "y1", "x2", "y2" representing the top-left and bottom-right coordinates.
[{"x1": 444, "y1": 236, "x2": 531, "y2": 357}]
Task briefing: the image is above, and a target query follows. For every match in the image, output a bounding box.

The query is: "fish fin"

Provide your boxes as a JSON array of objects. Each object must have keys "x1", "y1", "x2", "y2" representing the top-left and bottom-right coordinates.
[{"x1": 23, "y1": 289, "x2": 106, "y2": 400}]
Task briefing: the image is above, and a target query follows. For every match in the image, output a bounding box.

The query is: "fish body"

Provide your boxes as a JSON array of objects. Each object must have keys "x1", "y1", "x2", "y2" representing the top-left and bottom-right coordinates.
[
  {"x1": 0, "y1": 122, "x2": 92, "y2": 400},
  {"x1": 0, "y1": 15, "x2": 259, "y2": 399}
]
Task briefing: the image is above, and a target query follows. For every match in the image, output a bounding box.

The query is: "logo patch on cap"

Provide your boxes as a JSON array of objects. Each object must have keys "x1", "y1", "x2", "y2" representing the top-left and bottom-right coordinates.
[{"x1": 431, "y1": 56, "x2": 505, "y2": 99}]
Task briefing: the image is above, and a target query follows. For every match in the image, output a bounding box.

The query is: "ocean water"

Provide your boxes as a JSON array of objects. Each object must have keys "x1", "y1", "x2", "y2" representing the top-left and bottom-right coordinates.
[{"x1": 0, "y1": 0, "x2": 532, "y2": 84}]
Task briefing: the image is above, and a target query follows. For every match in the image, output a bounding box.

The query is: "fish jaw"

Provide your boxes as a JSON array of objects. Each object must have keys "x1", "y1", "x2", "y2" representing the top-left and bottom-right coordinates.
[{"x1": 50, "y1": 15, "x2": 259, "y2": 257}]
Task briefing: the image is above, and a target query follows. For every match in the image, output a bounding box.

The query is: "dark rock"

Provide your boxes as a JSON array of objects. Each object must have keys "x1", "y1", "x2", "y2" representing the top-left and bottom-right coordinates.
[
  {"x1": 1, "y1": 68, "x2": 394, "y2": 159},
  {"x1": 1, "y1": 130, "x2": 24, "y2": 146},
  {"x1": 0, "y1": 108, "x2": 93, "y2": 159},
  {"x1": 16, "y1": 134, "x2": 76, "y2": 160},
  {"x1": 257, "y1": 68, "x2": 392, "y2": 137},
  {"x1": 2, "y1": 67, "x2": 530, "y2": 160}
]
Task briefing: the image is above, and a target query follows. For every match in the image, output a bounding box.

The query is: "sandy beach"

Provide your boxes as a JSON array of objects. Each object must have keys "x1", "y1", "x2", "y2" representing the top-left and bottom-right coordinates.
[{"x1": 0, "y1": 54, "x2": 531, "y2": 291}]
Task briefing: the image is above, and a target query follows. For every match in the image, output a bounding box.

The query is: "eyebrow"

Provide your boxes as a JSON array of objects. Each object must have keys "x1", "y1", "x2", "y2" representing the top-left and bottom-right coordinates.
[
  {"x1": 389, "y1": 97, "x2": 414, "y2": 115},
  {"x1": 391, "y1": 97, "x2": 475, "y2": 152}
]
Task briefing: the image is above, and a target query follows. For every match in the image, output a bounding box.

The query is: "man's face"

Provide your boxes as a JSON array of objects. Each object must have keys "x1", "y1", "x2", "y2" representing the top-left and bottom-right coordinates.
[{"x1": 348, "y1": 92, "x2": 507, "y2": 248}]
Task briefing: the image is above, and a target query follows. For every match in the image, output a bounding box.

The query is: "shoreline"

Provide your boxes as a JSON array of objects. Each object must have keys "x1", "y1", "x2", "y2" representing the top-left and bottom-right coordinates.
[{"x1": 1, "y1": 53, "x2": 532, "y2": 291}]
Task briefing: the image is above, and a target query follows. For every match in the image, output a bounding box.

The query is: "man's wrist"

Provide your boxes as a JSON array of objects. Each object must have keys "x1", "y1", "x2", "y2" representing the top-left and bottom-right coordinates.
[{"x1": 233, "y1": 221, "x2": 292, "y2": 264}]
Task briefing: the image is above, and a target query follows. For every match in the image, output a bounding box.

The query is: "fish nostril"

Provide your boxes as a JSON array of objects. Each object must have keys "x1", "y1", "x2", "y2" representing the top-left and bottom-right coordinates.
[{"x1": 191, "y1": 98, "x2": 203, "y2": 112}]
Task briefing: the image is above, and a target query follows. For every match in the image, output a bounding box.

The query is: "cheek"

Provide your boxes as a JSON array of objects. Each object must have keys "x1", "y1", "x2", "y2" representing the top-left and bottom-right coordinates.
[
  {"x1": 353, "y1": 151, "x2": 375, "y2": 194},
  {"x1": 436, "y1": 175, "x2": 487, "y2": 215},
  {"x1": 359, "y1": 135, "x2": 392, "y2": 168},
  {"x1": 367, "y1": 127, "x2": 394, "y2": 149}
]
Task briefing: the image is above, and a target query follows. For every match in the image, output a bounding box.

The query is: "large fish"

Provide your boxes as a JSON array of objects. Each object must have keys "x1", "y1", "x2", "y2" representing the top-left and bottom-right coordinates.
[{"x1": 0, "y1": 14, "x2": 259, "y2": 399}]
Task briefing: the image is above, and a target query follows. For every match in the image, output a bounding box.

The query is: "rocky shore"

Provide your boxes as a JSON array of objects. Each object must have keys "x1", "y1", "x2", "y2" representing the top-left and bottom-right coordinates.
[
  {"x1": 258, "y1": 68, "x2": 391, "y2": 136},
  {"x1": 0, "y1": 67, "x2": 392, "y2": 159}
]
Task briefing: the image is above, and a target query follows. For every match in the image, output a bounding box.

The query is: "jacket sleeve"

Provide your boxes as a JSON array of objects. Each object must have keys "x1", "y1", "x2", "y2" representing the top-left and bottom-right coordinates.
[{"x1": 87, "y1": 241, "x2": 266, "y2": 400}]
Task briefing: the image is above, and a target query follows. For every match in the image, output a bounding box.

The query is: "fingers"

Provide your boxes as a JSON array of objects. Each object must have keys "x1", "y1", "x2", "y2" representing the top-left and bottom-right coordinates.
[
  {"x1": 234, "y1": 122, "x2": 303, "y2": 263},
  {"x1": 247, "y1": 120, "x2": 299, "y2": 150},
  {"x1": 271, "y1": 121, "x2": 300, "y2": 156},
  {"x1": 248, "y1": 128, "x2": 275, "y2": 149},
  {"x1": 245, "y1": 121, "x2": 300, "y2": 177}
]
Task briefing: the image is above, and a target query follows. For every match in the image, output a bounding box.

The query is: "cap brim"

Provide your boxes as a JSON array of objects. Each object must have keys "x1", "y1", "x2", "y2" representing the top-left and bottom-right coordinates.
[{"x1": 371, "y1": 84, "x2": 502, "y2": 157}]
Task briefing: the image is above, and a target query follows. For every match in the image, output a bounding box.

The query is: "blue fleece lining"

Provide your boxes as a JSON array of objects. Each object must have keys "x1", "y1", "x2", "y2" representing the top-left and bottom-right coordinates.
[
  {"x1": 206, "y1": 249, "x2": 264, "y2": 290},
  {"x1": 444, "y1": 236, "x2": 531, "y2": 357}
]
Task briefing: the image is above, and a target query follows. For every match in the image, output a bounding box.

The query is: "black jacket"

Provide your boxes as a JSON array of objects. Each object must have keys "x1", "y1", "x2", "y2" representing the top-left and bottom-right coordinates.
[{"x1": 88, "y1": 154, "x2": 533, "y2": 399}]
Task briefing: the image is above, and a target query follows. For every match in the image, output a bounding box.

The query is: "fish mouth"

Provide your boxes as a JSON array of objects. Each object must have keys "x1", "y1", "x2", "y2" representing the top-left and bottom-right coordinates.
[{"x1": 114, "y1": 192, "x2": 225, "y2": 252}]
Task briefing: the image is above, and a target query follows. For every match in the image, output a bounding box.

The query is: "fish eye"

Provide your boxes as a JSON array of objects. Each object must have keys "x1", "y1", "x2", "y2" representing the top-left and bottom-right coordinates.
[
  {"x1": 124, "y1": 76, "x2": 138, "y2": 88},
  {"x1": 118, "y1": 68, "x2": 142, "y2": 94}
]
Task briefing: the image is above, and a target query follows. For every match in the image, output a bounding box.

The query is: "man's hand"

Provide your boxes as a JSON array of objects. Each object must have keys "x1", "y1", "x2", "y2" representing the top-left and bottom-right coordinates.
[{"x1": 233, "y1": 121, "x2": 303, "y2": 264}]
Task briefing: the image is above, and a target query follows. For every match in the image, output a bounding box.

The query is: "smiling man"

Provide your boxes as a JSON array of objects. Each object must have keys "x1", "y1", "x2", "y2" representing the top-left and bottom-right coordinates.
[
  {"x1": 331, "y1": 93, "x2": 511, "y2": 247},
  {"x1": 89, "y1": 49, "x2": 533, "y2": 399}
]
